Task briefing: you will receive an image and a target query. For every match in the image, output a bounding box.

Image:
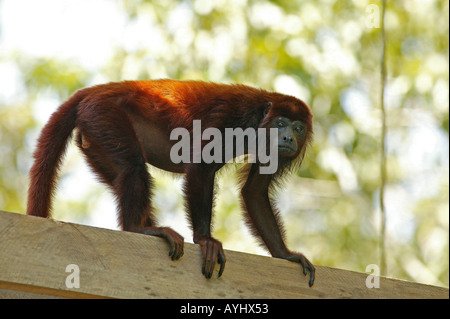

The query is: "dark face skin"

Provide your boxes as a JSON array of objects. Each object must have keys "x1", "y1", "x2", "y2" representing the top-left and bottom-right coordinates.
[{"x1": 272, "y1": 116, "x2": 307, "y2": 158}]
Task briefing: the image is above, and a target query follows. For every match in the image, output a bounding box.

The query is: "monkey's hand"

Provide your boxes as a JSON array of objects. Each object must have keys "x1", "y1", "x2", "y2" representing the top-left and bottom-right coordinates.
[
  {"x1": 284, "y1": 252, "x2": 315, "y2": 287},
  {"x1": 140, "y1": 227, "x2": 184, "y2": 261},
  {"x1": 195, "y1": 237, "x2": 226, "y2": 279}
]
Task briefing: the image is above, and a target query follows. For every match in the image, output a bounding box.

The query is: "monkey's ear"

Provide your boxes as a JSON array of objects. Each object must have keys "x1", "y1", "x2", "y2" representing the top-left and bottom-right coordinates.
[{"x1": 263, "y1": 101, "x2": 272, "y2": 117}]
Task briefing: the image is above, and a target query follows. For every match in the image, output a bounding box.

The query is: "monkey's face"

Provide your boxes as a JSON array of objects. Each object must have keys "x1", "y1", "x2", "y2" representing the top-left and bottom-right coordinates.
[{"x1": 271, "y1": 116, "x2": 307, "y2": 158}]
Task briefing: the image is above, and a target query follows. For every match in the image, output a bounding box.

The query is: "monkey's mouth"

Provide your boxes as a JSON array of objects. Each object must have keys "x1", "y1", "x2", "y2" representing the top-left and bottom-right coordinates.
[{"x1": 278, "y1": 146, "x2": 295, "y2": 155}]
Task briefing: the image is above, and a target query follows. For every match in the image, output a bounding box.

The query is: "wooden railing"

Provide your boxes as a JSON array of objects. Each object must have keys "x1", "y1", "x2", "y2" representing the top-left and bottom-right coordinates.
[{"x1": 0, "y1": 211, "x2": 448, "y2": 299}]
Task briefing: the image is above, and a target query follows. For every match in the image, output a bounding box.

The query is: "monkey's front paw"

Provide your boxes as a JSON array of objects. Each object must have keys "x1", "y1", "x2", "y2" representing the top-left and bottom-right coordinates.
[
  {"x1": 140, "y1": 227, "x2": 184, "y2": 260},
  {"x1": 196, "y1": 237, "x2": 226, "y2": 279},
  {"x1": 285, "y1": 252, "x2": 315, "y2": 287}
]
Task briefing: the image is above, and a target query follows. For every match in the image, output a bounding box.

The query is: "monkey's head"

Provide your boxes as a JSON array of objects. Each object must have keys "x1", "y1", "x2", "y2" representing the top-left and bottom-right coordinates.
[{"x1": 261, "y1": 94, "x2": 313, "y2": 163}]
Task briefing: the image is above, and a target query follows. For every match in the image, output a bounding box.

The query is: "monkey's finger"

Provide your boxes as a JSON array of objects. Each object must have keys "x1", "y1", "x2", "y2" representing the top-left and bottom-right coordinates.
[
  {"x1": 161, "y1": 233, "x2": 175, "y2": 259},
  {"x1": 300, "y1": 258, "x2": 308, "y2": 276},
  {"x1": 168, "y1": 239, "x2": 179, "y2": 260},
  {"x1": 172, "y1": 236, "x2": 184, "y2": 260},
  {"x1": 176, "y1": 242, "x2": 184, "y2": 259},
  {"x1": 306, "y1": 260, "x2": 315, "y2": 287},
  {"x1": 168, "y1": 241, "x2": 175, "y2": 259},
  {"x1": 200, "y1": 244, "x2": 206, "y2": 275},
  {"x1": 308, "y1": 268, "x2": 315, "y2": 287},
  {"x1": 205, "y1": 241, "x2": 217, "y2": 279},
  {"x1": 203, "y1": 253, "x2": 211, "y2": 278},
  {"x1": 217, "y1": 249, "x2": 226, "y2": 277},
  {"x1": 170, "y1": 242, "x2": 179, "y2": 260}
]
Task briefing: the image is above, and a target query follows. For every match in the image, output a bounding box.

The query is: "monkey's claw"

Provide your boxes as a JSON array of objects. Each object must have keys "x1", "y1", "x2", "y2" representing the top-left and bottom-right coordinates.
[
  {"x1": 285, "y1": 253, "x2": 315, "y2": 287},
  {"x1": 196, "y1": 237, "x2": 226, "y2": 279}
]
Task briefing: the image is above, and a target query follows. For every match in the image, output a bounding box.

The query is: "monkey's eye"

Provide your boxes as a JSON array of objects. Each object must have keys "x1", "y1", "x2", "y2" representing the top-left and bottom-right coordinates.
[
  {"x1": 276, "y1": 120, "x2": 287, "y2": 127},
  {"x1": 294, "y1": 124, "x2": 306, "y2": 135}
]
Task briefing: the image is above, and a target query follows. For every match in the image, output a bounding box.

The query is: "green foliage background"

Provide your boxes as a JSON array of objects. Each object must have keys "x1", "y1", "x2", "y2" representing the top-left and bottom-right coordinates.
[{"x1": 0, "y1": 0, "x2": 448, "y2": 287}]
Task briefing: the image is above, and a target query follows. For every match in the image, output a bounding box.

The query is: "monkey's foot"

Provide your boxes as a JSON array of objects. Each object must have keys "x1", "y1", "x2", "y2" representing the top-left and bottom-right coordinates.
[
  {"x1": 195, "y1": 237, "x2": 226, "y2": 279},
  {"x1": 140, "y1": 227, "x2": 184, "y2": 260},
  {"x1": 285, "y1": 252, "x2": 315, "y2": 287}
]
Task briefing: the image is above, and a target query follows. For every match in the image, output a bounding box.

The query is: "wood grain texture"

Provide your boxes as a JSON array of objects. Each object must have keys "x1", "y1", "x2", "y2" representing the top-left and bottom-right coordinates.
[{"x1": 0, "y1": 211, "x2": 448, "y2": 299}]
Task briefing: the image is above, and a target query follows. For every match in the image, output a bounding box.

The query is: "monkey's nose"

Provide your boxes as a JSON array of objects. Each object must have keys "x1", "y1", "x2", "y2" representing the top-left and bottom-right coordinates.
[{"x1": 283, "y1": 136, "x2": 294, "y2": 143}]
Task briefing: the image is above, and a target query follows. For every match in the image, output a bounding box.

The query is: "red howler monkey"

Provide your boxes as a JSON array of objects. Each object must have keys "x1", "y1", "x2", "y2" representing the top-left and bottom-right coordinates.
[{"x1": 27, "y1": 79, "x2": 315, "y2": 286}]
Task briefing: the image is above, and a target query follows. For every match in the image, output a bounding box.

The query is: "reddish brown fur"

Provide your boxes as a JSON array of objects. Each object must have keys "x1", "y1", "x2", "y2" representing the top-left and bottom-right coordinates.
[{"x1": 27, "y1": 79, "x2": 315, "y2": 285}]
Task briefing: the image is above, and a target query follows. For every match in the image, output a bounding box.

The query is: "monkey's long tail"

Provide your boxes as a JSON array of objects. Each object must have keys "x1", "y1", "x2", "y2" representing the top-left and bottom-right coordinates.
[{"x1": 26, "y1": 91, "x2": 84, "y2": 217}]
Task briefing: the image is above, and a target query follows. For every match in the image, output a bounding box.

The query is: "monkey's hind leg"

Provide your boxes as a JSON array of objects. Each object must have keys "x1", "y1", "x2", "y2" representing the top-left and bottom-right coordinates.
[{"x1": 76, "y1": 108, "x2": 184, "y2": 260}]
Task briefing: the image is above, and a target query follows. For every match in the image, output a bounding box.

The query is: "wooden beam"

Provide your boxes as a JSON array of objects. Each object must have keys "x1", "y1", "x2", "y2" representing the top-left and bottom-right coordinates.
[{"x1": 0, "y1": 210, "x2": 448, "y2": 299}]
